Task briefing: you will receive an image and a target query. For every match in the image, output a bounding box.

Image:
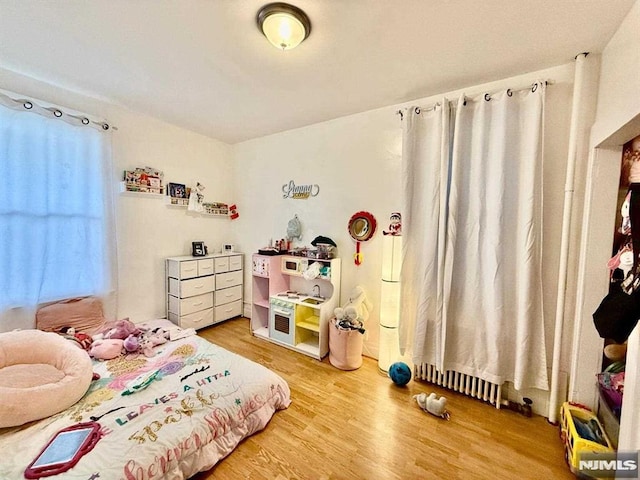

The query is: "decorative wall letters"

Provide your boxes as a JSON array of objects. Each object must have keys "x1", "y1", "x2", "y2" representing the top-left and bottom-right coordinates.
[{"x1": 282, "y1": 180, "x2": 319, "y2": 199}]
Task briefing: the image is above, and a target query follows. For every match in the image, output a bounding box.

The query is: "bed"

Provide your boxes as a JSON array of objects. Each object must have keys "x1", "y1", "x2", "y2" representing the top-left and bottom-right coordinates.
[{"x1": 0, "y1": 319, "x2": 291, "y2": 479}]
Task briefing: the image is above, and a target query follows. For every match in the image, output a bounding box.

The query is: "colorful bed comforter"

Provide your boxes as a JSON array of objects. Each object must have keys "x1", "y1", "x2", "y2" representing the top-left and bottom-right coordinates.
[{"x1": 0, "y1": 322, "x2": 291, "y2": 479}]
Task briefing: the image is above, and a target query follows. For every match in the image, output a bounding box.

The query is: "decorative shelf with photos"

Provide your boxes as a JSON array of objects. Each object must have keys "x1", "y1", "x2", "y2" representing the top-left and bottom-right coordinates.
[
  {"x1": 120, "y1": 166, "x2": 165, "y2": 196},
  {"x1": 166, "y1": 182, "x2": 190, "y2": 207}
]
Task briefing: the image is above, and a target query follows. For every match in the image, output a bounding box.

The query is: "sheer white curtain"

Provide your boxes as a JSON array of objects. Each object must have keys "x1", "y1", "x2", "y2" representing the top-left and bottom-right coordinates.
[
  {"x1": 401, "y1": 84, "x2": 549, "y2": 391},
  {"x1": 0, "y1": 92, "x2": 117, "y2": 330}
]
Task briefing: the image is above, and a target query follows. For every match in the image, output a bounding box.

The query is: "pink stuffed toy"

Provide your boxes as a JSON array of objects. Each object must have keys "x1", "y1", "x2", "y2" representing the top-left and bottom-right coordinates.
[
  {"x1": 138, "y1": 330, "x2": 169, "y2": 357},
  {"x1": 90, "y1": 339, "x2": 124, "y2": 360},
  {"x1": 123, "y1": 334, "x2": 139, "y2": 353},
  {"x1": 101, "y1": 318, "x2": 140, "y2": 340}
]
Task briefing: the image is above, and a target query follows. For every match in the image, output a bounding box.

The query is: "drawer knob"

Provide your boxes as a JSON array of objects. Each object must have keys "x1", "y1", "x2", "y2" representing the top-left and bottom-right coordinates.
[
  {"x1": 195, "y1": 285, "x2": 204, "y2": 289},
  {"x1": 193, "y1": 301, "x2": 203, "y2": 306}
]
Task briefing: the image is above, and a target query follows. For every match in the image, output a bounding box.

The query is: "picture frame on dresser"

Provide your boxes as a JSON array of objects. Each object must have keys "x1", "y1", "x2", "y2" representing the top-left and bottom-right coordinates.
[{"x1": 192, "y1": 241, "x2": 206, "y2": 257}]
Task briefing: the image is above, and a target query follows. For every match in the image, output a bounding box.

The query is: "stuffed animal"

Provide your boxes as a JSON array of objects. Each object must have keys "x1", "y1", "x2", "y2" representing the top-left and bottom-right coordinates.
[
  {"x1": 383, "y1": 212, "x2": 402, "y2": 236},
  {"x1": 138, "y1": 329, "x2": 169, "y2": 357},
  {"x1": 59, "y1": 327, "x2": 93, "y2": 351},
  {"x1": 334, "y1": 286, "x2": 372, "y2": 325},
  {"x1": 101, "y1": 318, "x2": 140, "y2": 340},
  {"x1": 123, "y1": 334, "x2": 139, "y2": 353},
  {"x1": 90, "y1": 339, "x2": 124, "y2": 361},
  {"x1": 414, "y1": 392, "x2": 450, "y2": 420},
  {"x1": 188, "y1": 182, "x2": 205, "y2": 212}
]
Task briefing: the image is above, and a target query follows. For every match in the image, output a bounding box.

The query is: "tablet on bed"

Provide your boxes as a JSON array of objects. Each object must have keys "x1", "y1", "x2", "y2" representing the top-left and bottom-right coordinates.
[{"x1": 24, "y1": 422, "x2": 101, "y2": 479}]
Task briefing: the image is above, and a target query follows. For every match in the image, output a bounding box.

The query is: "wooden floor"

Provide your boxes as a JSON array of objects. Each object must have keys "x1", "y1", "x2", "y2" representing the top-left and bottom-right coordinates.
[{"x1": 194, "y1": 317, "x2": 573, "y2": 480}]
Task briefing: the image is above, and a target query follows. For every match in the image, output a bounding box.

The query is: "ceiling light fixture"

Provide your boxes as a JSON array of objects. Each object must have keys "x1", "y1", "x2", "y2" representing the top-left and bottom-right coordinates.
[{"x1": 257, "y1": 2, "x2": 311, "y2": 51}]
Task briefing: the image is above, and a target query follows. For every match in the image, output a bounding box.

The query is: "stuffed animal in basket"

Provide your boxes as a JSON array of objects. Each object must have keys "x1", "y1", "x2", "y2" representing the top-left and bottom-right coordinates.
[
  {"x1": 414, "y1": 392, "x2": 450, "y2": 420},
  {"x1": 334, "y1": 285, "x2": 372, "y2": 330}
]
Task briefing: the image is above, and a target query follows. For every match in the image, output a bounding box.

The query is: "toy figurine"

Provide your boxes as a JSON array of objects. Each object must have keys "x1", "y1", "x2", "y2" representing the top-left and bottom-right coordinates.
[{"x1": 383, "y1": 212, "x2": 401, "y2": 236}]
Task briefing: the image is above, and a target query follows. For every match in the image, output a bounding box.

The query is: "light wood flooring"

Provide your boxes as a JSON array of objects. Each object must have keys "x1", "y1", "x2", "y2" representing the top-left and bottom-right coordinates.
[{"x1": 194, "y1": 317, "x2": 573, "y2": 480}]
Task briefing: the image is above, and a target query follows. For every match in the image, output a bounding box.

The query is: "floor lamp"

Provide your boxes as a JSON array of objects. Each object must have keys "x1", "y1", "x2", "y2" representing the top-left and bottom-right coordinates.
[{"x1": 379, "y1": 234, "x2": 402, "y2": 373}]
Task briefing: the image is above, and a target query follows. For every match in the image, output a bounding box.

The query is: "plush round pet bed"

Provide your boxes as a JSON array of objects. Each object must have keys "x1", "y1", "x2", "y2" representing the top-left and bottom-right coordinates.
[{"x1": 0, "y1": 329, "x2": 93, "y2": 428}]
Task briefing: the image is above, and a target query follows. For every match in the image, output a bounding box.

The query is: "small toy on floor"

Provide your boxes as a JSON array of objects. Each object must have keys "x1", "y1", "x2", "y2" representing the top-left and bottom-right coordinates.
[{"x1": 414, "y1": 392, "x2": 450, "y2": 420}]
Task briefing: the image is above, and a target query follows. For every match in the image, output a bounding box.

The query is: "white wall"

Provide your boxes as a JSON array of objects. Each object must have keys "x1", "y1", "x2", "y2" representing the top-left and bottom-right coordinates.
[
  {"x1": 0, "y1": 68, "x2": 236, "y2": 326},
  {"x1": 233, "y1": 63, "x2": 577, "y2": 376}
]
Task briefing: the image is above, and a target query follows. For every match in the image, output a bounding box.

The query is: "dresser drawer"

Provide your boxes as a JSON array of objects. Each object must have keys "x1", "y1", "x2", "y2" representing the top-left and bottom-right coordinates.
[
  {"x1": 166, "y1": 259, "x2": 200, "y2": 280},
  {"x1": 229, "y1": 255, "x2": 243, "y2": 271},
  {"x1": 198, "y1": 258, "x2": 214, "y2": 276},
  {"x1": 214, "y1": 257, "x2": 229, "y2": 273},
  {"x1": 177, "y1": 308, "x2": 214, "y2": 330},
  {"x1": 215, "y1": 270, "x2": 242, "y2": 290},
  {"x1": 214, "y1": 285, "x2": 242, "y2": 306},
  {"x1": 168, "y1": 292, "x2": 213, "y2": 316},
  {"x1": 214, "y1": 300, "x2": 242, "y2": 323},
  {"x1": 169, "y1": 275, "x2": 214, "y2": 298}
]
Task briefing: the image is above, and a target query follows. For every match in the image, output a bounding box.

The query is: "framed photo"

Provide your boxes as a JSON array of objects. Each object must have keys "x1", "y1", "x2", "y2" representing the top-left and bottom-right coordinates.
[
  {"x1": 192, "y1": 241, "x2": 206, "y2": 257},
  {"x1": 168, "y1": 182, "x2": 187, "y2": 199}
]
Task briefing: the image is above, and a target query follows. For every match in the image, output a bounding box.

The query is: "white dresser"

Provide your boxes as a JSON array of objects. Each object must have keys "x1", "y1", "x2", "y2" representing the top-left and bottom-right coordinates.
[{"x1": 166, "y1": 253, "x2": 243, "y2": 329}]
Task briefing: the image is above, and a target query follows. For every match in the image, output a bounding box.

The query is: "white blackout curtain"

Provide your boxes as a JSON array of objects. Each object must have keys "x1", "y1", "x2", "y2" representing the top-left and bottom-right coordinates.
[{"x1": 400, "y1": 84, "x2": 549, "y2": 391}]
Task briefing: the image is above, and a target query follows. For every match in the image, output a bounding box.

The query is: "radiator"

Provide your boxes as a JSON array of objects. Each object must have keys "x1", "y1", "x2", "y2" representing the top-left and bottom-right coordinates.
[{"x1": 414, "y1": 363, "x2": 503, "y2": 409}]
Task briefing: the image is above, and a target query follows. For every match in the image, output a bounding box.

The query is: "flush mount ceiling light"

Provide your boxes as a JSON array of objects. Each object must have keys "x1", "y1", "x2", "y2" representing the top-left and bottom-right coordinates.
[{"x1": 257, "y1": 2, "x2": 311, "y2": 51}]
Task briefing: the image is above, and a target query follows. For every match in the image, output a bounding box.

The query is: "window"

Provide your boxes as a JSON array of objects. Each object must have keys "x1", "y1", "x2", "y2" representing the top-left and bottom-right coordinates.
[{"x1": 0, "y1": 92, "x2": 116, "y2": 315}]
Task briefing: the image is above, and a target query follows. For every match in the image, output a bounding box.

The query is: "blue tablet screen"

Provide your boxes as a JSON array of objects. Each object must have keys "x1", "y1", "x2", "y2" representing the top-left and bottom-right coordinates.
[{"x1": 32, "y1": 428, "x2": 92, "y2": 468}]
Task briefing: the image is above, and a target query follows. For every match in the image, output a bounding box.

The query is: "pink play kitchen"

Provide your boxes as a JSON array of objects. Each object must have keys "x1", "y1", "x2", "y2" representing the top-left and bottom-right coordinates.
[{"x1": 251, "y1": 254, "x2": 341, "y2": 360}]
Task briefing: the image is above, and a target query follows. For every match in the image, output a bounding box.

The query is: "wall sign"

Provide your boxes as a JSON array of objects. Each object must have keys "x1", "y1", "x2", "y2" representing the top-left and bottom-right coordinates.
[{"x1": 282, "y1": 180, "x2": 320, "y2": 199}]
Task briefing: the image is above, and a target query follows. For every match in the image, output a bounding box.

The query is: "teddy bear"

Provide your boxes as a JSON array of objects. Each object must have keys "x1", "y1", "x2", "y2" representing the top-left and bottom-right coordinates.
[
  {"x1": 334, "y1": 286, "x2": 372, "y2": 332},
  {"x1": 414, "y1": 392, "x2": 450, "y2": 420}
]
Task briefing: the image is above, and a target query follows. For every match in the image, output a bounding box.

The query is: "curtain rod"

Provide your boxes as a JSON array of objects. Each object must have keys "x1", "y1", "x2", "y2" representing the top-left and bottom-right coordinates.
[
  {"x1": 396, "y1": 80, "x2": 553, "y2": 121},
  {"x1": 0, "y1": 90, "x2": 115, "y2": 132}
]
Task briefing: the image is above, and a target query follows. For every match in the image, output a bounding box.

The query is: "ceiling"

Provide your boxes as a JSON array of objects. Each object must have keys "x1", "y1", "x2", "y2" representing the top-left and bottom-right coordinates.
[{"x1": 0, "y1": 1, "x2": 635, "y2": 144}]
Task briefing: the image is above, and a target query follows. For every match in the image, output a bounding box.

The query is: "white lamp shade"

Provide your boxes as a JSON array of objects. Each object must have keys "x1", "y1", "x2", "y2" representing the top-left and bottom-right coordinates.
[
  {"x1": 381, "y1": 236, "x2": 402, "y2": 282},
  {"x1": 380, "y1": 281, "x2": 400, "y2": 328},
  {"x1": 261, "y1": 12, "x2": 307, "y2": 50},
  {"x1": 378, "y1": 325, "x2": 400, "y2": 373}
]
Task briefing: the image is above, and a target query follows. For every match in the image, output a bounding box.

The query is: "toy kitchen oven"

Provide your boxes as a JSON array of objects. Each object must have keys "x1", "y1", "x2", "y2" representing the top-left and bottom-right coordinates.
[{"x1": 269, "y1": 294, "x2": 297, "y2": 345}]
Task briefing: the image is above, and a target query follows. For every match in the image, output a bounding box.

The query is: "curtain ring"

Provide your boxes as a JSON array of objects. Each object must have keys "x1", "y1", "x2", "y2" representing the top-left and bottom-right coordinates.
[
  {"x1": 53, "y1": 109, "x2": 62, "y2": 117},
  {"x1": 23, "y1": 101, "x2": 33, "y2": 110},
  {"x1": 82, "y1": 117, "x2": 90, "y2": 125},
  {"x1": 414, "y1": 107, "x2": 421, "y2": 115},
  {"x1": 531, "y1": 82, "x2": 538, "y2": 92},
  {"x1": 102, "y1": 123, "x2": 110, "y2": 131},
  {"x1": 506, "y1": 89, "x2": 513, "y2": 97},
  {"x1": 484, "y1": 93, "x2": 491, "y2": 102}
]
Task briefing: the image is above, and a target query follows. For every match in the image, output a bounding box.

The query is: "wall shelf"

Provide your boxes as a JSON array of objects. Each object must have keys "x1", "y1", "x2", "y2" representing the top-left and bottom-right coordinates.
[{"x1": 119, "y1": 182, "x2": 164, "y2": 197}]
